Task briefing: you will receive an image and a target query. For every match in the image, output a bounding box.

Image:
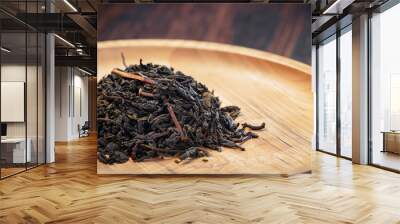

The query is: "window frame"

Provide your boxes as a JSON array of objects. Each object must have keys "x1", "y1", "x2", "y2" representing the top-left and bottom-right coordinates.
[
  {"x1": 315, "y1": 24, "x2": 353, "y2": 161},
  {"x1": 367, "y1": 0, "x2": 400, "y2": 173}
]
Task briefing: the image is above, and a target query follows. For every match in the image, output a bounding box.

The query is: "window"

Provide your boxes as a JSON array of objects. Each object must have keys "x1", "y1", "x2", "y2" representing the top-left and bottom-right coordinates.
[
  {"x1": 316, "y1": 25, "x2": 353, "y2": 159},
  {"x1": 317, "y1": 36, "x2": 337, "y2": 154},
  {"x1": 339, "y1": 28, "x2": 352, "y2": 158},
  {"x1": 370, "y1": 3, "x2": 400, "y2": 171}
]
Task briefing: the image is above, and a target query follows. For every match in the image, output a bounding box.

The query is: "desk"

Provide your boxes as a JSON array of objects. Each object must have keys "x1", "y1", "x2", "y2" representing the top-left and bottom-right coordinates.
[
  {"x1": 1, "y1": 138, "x2": 31, "y2": 163},
  {"x1": 382, "y1": 131, "x2": 400, "y2": 154}
]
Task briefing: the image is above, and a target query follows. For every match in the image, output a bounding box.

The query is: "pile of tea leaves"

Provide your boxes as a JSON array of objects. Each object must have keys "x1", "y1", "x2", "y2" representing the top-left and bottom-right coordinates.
[{"x1": 97, "y1": 60, "x2": 265, "y2": 164}]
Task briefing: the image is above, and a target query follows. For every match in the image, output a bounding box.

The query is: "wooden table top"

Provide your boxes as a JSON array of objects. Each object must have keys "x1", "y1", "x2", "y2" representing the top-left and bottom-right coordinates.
[{"x1": 97, "y1": 39, "x2": 312, "y2": 175}]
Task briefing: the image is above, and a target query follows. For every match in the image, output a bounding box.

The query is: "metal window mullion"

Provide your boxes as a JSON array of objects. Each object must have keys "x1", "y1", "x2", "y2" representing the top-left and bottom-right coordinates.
[
  {"x1": 316, "y1": 44, "x2": 320, "y2": 150},
  {"x1": 0, "y1": 23, "x2": 2, "y2": 179},
  {"x1": 367, "y1": 11, "x2": 373, "y2": 165},
  {"x1": 36, "y1": 0, "x2": 39, "y2": 167},
  {"x1": 336, "y1": 29, "x2": 341, "y2": 157},
  {"x1": 73, "y1": 68, "x2": 75, "y2": 118},
  {"x1": 44, "y1": 33, "x2": 47, "y2": 165},
  {"x1": 25, "y1": 0, "x2": 28, "y2": 171},
  {"x1": 69, "y1": 68, "x2": 71, "y2": 118}
]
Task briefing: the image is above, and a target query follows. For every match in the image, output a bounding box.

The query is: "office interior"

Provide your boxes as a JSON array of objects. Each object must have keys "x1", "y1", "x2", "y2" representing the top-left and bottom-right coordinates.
[
  {"x1": 314, "y1": 1, "x2": 400, "y2": 172},
  {"x1": 0, "y1": 0, "x2": 97, "y2": 179},
  {"x1": 1, "y1": 0, "x2": 400, "y2": 223}
]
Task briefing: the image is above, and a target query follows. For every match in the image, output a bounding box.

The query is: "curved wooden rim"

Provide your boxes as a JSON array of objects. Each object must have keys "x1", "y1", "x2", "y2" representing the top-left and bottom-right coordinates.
[{"x1": 98, "y1": 39, "x2": 311, "y2": 75}]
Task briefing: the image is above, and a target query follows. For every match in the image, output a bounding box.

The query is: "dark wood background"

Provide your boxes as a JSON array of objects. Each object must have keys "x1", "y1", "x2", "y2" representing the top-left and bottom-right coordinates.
[{"x1": 98, "y1": 4, "x2": 311, "y2": 65}]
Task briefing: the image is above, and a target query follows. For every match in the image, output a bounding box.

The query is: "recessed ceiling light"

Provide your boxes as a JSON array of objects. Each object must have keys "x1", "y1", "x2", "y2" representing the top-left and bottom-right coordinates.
[
  {"x1": 54, "y1": 34, "x2": 75, "y2": 48},
  {"x1": 78, "y1": 67, "x2": 93, "y2": 76},
  {"x1": 1, "y1": 47, "x2": 11, "y2": 53},
  {"x1": 63, "y1": 0, "x2": 78, "y2": 12},
  {"x1": 323, "y1": 0, "x2": 354, "y2": 15}
]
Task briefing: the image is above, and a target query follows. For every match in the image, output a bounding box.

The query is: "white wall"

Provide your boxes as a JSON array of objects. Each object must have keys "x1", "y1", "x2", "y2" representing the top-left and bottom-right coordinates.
[
  {"x1": 55, "y1": 66, "x2": 70, "y2": 141},
  {"x1": 1, "y1": 63, "x2": 46, "y2": 164},
  {"x1": 1, "y1": 64, "x2": 32, "y2": 138},
  {"x1": 71, "y1": 73, "x2": 89, "y2": 138},
  {"x1": 1, "y1": 64, "x2": 26, "y2": 81},
  {"x1": 54, "y1": 67, "x2": 89, "y2": 141}
]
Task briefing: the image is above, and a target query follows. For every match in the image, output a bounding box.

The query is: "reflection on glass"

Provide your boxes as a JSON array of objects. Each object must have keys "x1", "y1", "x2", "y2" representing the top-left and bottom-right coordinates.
[
  {"x1": 27, "y1": 31, "x2": 38, "y2": 169},
  {"x1": 1, "y1": 31, "x2": 27, "y2": 177},
  {"x1": 371, "y1": 4, "x2": 400, "y2": 171},
  {"x1": 26, "y1": 0, "x2": 39, "y2": 170},
  {"x1": 318, "y1": 37, "x2": 337, "y2": 154},
  {"x1": 0, "y1": 1, "x2": 46, "y2": 179},
  {"x1": 340, "y1": 29, "x2": 352, "y2": 158}
]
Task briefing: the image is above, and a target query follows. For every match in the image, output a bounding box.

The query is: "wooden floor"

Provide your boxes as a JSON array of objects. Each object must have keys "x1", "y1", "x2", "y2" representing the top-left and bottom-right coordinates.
[
  {"x1": 372, "y1": 150, "x2": 400, "y2": 171},
  {"x1": 1, "y1": 163, "x2": 43, "y2": 178},
  {"x1": 1, "y1": 136, "x2": 400, "y2": 224},
  {"x1": 0, "y1": 167, "x2": 26, "y2": 178}
]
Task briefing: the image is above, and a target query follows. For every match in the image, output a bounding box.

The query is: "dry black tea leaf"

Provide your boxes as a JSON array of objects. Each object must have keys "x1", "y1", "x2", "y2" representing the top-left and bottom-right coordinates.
[{"x1": 97, "y1": 60, "x2": 265, "y2": 164}]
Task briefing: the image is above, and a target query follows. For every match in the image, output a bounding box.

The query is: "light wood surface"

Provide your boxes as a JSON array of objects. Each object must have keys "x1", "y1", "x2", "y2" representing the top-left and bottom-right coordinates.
[
  {"x1": 383, "y1": 132, "x2": 400, "y2": 154},
  {"x1": 373, "y1": 150, "x2": 400, "y2": 171},
  {"x1": 97, "y1": 39, "x2": 313, "y2": 175},
  {"x1": 0, "y1": 167, "x2": 25, "y2": 177},
  {"x1": 1, "y1": 135, "x2": 400, "y2": 223}
]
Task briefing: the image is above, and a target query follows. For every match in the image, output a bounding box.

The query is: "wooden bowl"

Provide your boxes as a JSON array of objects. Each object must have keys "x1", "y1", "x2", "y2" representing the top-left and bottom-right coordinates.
[{"x1": 97, "y1": 39, "x2": 312, "y2": 175}]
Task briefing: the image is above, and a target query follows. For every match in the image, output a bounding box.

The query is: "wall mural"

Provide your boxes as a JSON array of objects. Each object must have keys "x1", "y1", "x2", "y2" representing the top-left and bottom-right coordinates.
[{"x1": 97, "y1": 3, "x2": 313, "y2": 175}]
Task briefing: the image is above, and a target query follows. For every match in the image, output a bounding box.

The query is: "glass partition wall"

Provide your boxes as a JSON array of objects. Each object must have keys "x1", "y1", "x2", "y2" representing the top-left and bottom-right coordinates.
[
  {"x1": 316, "y1": 26, "x2": 352, "y2": 159},
  {"x1": 370, "y1": 3, "x2": 400, "y2": 171},
  {"x1": 0, "y1": 1, "x2": 46, "y2": 179}
]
